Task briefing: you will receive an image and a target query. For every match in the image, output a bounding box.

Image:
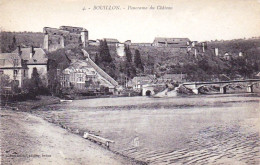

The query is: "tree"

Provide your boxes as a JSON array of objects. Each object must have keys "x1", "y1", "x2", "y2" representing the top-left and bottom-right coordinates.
[
  {"x1": 134, "y1": 49, "x2": 144, "y2": 72},
  {"x1": 31, "y1": 67, "x2": 42, "y2": 91},
  {"x1": 0, "y1": 32, "x2": 17, "y2": 53},
  {"x1": 10, "y1": 35, "x2": 17, "y2": 51},
  {"x1": 0, "y1": 74, "x2": 11, "y2": 88},
  {"x1": 123, "y1": 46, "x2": 136, "y2": 78},
  {"x1": 95, "y1": 53, "x2": 100, "y2": 65},
  {"x1": 99, "y1": 40, "x2": 112, "y2": 63},
  {"x1": 96, "y1": 40, "x2": 117, "y2": 79},
  {"x1": 124, "y1": 45, "x2": 132, "y2": 62},
  {"x1": 8, "y1": 54, "x2": 20, "y2": 81},
  {"x1": 146, "y1": 54, "x2": 155, "y2": 74}
]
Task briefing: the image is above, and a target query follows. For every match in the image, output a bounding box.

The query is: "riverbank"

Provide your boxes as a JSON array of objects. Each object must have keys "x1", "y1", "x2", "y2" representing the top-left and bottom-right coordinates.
[
  {"x1": 0, "y1": 109, "x2": 143, "y2": 165},
  {"x1": 2, "y1": 95, "x2": 61, "y2": 111}
]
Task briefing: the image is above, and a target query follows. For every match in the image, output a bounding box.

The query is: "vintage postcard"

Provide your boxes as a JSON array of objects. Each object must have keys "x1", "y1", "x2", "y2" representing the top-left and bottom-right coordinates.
[{"x1": 0, "y1": 0, "x2": 260, "y2": 164}]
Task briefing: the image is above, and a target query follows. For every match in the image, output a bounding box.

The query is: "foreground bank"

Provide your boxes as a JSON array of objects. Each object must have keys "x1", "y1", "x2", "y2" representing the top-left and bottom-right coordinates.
[{"x1": 0, "y1": 110, "x2": 143, "y2": 165}]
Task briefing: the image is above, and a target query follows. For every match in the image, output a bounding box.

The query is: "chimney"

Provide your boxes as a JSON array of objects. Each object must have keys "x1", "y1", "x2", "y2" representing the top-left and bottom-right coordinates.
[
  {"x1": 30, "y1": 46, "x2": 35, "y2": 59},
  {"x1": 17, "y1": 46, "x2": 22, "y2": 56}
]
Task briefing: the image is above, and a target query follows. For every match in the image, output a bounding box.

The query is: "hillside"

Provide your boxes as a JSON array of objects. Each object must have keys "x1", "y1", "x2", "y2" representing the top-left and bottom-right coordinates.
[
  {"x1": 128, "y1": 38, "x2": 260, "y2": 81},
  {"x1": 47, "y1": 38, "x2": 260, "y2": 83},
  {"x1": 0, "y1": 32, "x2": 44, "y2": 52},
  {"x1": 1, "y1": 31, "x2": 259, "y2": 82}
]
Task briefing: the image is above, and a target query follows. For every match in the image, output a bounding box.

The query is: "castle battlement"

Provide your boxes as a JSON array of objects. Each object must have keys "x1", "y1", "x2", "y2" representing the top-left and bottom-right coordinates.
[{"x1": 43, "y1": 26, "x2": 88, "y2": 52}]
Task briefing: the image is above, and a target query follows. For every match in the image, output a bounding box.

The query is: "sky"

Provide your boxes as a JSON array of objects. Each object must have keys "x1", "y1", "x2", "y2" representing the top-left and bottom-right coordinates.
[{"x1": 0, "y1": 0, "x2": 260, "y2": 42}]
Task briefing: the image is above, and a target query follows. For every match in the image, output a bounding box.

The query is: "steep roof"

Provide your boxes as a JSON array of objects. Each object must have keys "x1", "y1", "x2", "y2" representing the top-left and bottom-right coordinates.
[
  {"x1": 103, "y1": 38, "x2": 119, "y2": 43},
  {"x1": 153, "y1": 37, "x2": 190, "y2": 44},
  {"x1": 0, "y1": 53, "x2": 22, "y2": 68},
  {"x1": 129, "y1": 75, "x2": 156, "y2": 86},
  {"x1": 13, "y1": 47, "x2": 47, "y2": 64},
  {"x1": 159, "y1": 74, "x2": 187, "y2": 82},
  {"x1": 63, "y1": 60, "x2": 96, "y2": 76}
]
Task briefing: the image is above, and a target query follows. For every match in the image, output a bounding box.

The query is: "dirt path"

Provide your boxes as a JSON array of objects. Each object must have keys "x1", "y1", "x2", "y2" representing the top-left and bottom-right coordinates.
[{"x1": 0, "y1": 110, "x2": 139, "y2": 165}]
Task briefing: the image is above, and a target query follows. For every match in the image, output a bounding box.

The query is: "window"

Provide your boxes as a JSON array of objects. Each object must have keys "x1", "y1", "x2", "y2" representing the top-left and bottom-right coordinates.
[
  {"x1": 14, "y1": 59, "x2": 19, "y2": 66},
  {"x1": 77, "y1": 73, "x2": 84, "y2": 82},
  {"x1": 14, "y1": 70, "x2": 18, "y2": 76},
  {"x1": 24, "y1": 70, "x2": 26, "y2": 77},
  {"x1": 78, "y1": 77, "x2": 83, "y2": 82},
  {"x1": 13, "y1": 80, "x2": 19, "y2": 87}
]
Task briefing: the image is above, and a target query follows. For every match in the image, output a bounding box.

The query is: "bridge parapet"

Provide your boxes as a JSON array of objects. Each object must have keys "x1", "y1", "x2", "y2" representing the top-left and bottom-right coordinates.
[{"x1": 182, "y1": 79, "x2": 260, "y2": 94}]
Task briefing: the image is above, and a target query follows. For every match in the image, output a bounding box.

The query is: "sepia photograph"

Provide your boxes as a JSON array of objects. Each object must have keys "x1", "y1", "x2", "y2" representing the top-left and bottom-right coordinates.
[{"x1": 0, "y1": 0, "x2": 260, "y2": 164}]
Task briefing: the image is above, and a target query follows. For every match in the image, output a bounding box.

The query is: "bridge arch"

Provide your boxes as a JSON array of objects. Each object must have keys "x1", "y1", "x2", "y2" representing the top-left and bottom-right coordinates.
[
  {"x1": 145, "y1": 90, "x2": 152, "y2": 96},
  {"x1": 246, "y1": 82, "x2": 260, "y2": 93},
  {"x1": 142, "y1": 86, "x2": 155, "y2": 96}
]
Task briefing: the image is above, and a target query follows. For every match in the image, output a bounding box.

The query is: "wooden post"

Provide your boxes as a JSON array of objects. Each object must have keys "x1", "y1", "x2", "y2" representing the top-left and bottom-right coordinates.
[
  {"x1": 83, "y1": 132, "x2": 114, "y2": 148},
  {"x1": 247, "y1": 85, "x2": 253, "y2": 93},
  {"x1": 220, "y1": 86, "x2": 226, "y2": 94}
]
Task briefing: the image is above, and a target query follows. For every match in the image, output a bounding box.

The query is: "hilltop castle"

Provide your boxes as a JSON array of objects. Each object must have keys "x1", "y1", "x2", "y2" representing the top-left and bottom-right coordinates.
[{"x1": 43, "y1": 26, "x2": 88, "y2": 52}]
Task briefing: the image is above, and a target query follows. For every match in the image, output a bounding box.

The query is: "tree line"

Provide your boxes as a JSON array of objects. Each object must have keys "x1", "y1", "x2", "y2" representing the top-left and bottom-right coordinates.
[{"x1": 94, "y1": 40, "x2": 144, "y2": 82}]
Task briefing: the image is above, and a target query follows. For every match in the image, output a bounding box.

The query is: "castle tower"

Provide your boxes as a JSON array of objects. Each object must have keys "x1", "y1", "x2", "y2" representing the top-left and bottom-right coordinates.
[
  {"x1": 60, "y1": 36, "x2": 65, "y2": 48},
  {"x1": 43, "y1": 33, "x2": 49, "y2": 51},
  {"x1": 81, "y1": 30, "x2": 88, "y2": 47},
  {"x1": 202, "y1": 42, "x2": 205, "y2": 53},
  {"x1": 214, "y1": 48, "x2": 219, "y2": 56}
]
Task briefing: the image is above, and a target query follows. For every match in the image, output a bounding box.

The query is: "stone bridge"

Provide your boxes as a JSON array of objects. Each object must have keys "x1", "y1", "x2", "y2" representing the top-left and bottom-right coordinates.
[
  {"x1": 182, "y1": 79, "x2": 260, "y2": 94},
  {"x1": 142, "y1": 84, "x2": 156, "y2": 96}
]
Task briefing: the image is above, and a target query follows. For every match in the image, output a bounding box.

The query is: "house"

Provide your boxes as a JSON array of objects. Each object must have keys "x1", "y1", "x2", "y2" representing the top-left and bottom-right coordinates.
[
  {"x1": 224, "y1": 52, "x2": 232, "y2": 61},
  {"x1": 13, "y1": 46, "x2": 48, "y2": 80},
  {"x1": 89, "y1": 40, "x2": 100, "y2": 46},
  {"x1": 100, "y1": 38, "x2": 120, "y2": 45},
  {"x1": 131, "y1": 43, "x2": 153, "y2": 47},
  {"x1": 60, "y1": 50, "x2": 118, "y2": 93},
  {"x1": 153, "y1": 37, "x2": 190, "y2": 48},
  {"x1": 127, "y1": 75, "x2": 156, "y2": 90},
  {"x1": 0, "y1": 52, "x2": 28, "y2": 87},
  {"x1": 116, "y1": 43, "x2": 125, "y2": 57}
]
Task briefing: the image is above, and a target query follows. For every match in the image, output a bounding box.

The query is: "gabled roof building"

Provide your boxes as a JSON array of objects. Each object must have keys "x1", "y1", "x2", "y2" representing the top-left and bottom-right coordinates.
[
  {"x1": 0, "y1": 52, "x2": 27, "y2": 87},
  {"x1": 60, "y1": 50, "x2": 118, "y2": 93},
  {"x1": 13, "y1": 46, "x2": 48, "y2": 79},
  {"x1": 153, "y1": 37, "x2": 190, "y2": 48}
]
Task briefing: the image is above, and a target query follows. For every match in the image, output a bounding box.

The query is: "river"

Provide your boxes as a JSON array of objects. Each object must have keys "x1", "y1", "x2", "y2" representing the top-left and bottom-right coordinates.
[{"x1": 34, "y1": 94, "x2": 260, "y2": 164}]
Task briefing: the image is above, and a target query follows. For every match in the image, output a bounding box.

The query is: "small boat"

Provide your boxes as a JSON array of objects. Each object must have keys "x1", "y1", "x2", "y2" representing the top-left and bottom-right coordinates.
[{"x1": 60, "y1": 99, "x2": 73, "y2": 103}]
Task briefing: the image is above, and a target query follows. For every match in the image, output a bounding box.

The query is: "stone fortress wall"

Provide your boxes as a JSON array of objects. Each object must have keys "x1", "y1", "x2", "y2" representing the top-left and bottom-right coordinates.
[{"x1": 43, "y1": 26, "x2": 88, "y2": 52}]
